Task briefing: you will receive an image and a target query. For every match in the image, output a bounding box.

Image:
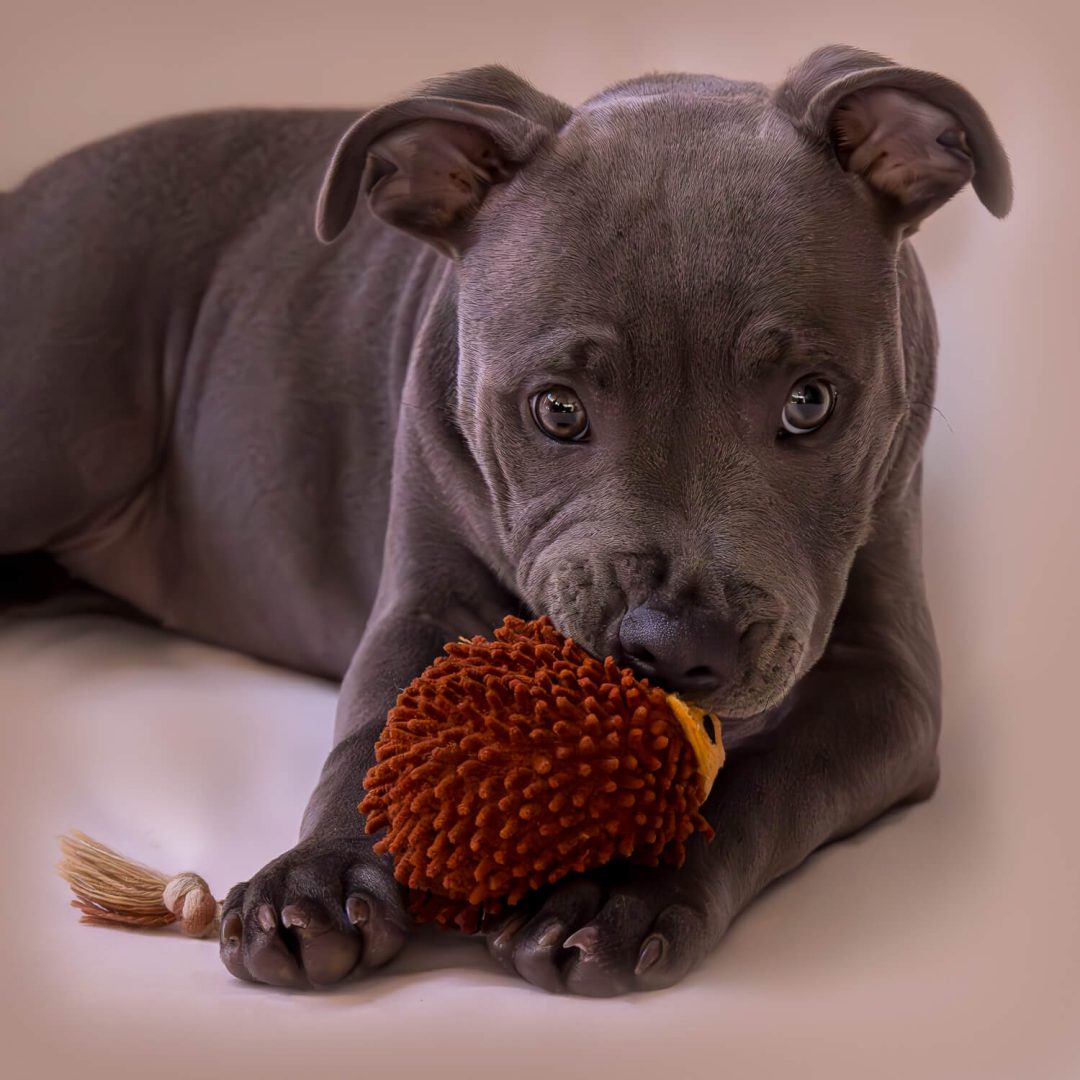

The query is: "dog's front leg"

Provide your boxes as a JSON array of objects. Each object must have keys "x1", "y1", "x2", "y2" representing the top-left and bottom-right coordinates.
[
  {"x1": 217, "y1": 590, "x2": 508, "y2": 988},
  {"x1": 487, "y1": 488, "x2": 942, "y2": 995}
]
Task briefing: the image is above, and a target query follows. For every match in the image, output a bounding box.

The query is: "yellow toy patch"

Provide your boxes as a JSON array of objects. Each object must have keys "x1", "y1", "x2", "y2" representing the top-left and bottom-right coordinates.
[{"x1": 665, "y1": 693, "x2": 725, "y2": 797}]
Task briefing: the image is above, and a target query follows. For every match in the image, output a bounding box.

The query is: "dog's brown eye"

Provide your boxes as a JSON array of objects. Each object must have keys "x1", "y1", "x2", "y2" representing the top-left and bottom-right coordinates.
[
  {"x1": 532, "y1": 386, "x2": 590, "y2": 442},
  {"x1": 781, "y1": 377, "x2": 836, "y2": 436}
]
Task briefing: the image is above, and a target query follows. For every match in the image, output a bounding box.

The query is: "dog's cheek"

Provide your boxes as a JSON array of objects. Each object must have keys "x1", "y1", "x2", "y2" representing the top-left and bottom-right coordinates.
[
  {"x1": 539, "y1": 560, "x2": 598, "y2": 638},
  {"x1": 526, "y1": 555, "x2": 619, "y2": 656}
]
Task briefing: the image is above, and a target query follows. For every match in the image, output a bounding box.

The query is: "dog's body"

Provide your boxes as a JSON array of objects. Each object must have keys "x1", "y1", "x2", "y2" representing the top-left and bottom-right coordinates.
[
  {"x1": 1, "y1": 46, "x2": 1010, "y2": 994},
  {"x1": 2, "y1": 108, "x2": 443, "y2": 677}
]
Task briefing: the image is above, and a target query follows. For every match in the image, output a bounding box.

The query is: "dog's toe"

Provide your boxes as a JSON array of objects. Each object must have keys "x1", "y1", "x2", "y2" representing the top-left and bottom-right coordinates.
[
  {"x1": 218, "y1": 903, "x2": 252, "y2": 982},
  {"x1": 506, "y1": 919, "x2": 570, "y2": 993},
  {"x1": 278, "y1": 898, "x2": 362, "y2": 987}
]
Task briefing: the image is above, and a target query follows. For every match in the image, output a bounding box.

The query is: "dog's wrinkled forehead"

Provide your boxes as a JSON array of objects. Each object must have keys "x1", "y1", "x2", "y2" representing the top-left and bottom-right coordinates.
[{"x1": 462, "y1": 82, "x2": 896, "y2": 383}]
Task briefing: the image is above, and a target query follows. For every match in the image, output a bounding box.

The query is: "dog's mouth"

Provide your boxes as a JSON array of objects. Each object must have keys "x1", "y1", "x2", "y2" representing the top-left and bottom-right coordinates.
[
  {"x1": 689, "y1": 667, "x2": 801, "y2": 719},
  {"x1": 664, "y1": 683, "x2": 791, "y2": 762},
  {"x1": 608, "y1": 623, "x2": 806, "y2": 724},
  {"x1": 669, "y1": 629, "x2": 806, "y2": 751}
]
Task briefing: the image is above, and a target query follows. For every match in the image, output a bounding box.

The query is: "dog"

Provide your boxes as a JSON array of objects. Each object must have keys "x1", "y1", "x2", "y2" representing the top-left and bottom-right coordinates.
[{"x1": 0, "y1": 44, "x2": 1011, "y2": 995}]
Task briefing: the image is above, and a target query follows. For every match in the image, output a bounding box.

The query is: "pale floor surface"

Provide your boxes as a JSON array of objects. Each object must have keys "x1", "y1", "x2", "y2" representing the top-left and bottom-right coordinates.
[{"x1": 0, "y1": 613, "x2": 1075, "y2": 1080}]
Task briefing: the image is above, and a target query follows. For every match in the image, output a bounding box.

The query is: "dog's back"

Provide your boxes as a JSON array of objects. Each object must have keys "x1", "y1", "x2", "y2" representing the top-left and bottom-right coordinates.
[{"x1": 1, "y1": 109, "x2": 441, "y2": 675}]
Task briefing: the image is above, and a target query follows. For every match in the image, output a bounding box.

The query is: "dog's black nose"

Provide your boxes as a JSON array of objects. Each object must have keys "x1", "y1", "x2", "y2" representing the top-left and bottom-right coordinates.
[{"x1": 618, "y1": 605, "x2": 739, "y2": 696}]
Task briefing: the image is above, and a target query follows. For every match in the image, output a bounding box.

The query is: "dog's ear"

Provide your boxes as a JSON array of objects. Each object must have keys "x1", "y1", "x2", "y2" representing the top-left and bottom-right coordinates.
[
  {"x1": 776, "y1": 45, "x2": 1012, "y2": 235},
  {"x1": 316, "y1": 66, "x2": 570, "y2": 255}
]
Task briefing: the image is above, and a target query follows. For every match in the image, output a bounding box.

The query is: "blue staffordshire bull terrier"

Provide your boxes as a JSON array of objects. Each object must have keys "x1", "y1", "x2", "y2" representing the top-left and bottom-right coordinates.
[{"x1": 0, "y1": 44, "x2": 1011, "y2": 994}]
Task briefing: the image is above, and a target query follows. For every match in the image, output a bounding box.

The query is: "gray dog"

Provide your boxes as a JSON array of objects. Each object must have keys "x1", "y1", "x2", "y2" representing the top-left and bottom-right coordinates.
[{"x1": 1, "y1": 44, "x2": 1010, "y2": 995}]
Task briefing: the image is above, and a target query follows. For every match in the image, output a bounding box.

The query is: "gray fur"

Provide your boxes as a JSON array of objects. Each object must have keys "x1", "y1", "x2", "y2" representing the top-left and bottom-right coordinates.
[{"x1": 0, "y1": 44, "x2": 1010, "y2": 994}]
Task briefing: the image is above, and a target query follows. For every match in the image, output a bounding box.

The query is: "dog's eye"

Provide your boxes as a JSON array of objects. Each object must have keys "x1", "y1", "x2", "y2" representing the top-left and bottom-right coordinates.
[
  {"x1": 532, "y1": 386, "x2": 590, "y2": 442},
  {"x1": 780, "y1": 377, "x2": 836, "y2": 436}
]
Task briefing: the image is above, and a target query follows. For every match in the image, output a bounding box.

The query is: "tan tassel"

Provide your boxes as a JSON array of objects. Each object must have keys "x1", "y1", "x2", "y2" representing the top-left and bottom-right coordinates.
[{"x1": 57, "y1": 830, "x2": 221, "y2": 938}]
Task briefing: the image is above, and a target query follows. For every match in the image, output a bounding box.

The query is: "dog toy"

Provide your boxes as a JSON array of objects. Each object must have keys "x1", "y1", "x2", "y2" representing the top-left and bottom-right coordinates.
[
  {"x1": 57, "y1": 615, "x2": 723, "y2": 940},
  {"x1": 57, "y1": 831, "x2": 221, "y2": 937},
  {"x1": 360, "y1": 615, "x2": 724, "y2": 933}
]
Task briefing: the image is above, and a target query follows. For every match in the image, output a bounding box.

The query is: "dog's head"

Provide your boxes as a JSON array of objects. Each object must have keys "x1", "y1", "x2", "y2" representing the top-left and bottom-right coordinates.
[{"x1": 317, "y1": 46, "x2": 1011, "y2": 720}]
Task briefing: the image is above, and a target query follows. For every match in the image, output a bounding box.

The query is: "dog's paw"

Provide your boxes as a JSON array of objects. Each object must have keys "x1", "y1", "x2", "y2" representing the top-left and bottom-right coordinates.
[
  {"x1": 484, "y1": 863, "x2": 723, "y2": 996},
  {"x1": 218, "y1": 836, "x2": 409, "y2": 989}
]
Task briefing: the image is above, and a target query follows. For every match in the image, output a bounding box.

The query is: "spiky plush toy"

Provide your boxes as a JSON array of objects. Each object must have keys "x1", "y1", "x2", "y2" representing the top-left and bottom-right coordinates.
[{"x1": 360, "y1": 615, "x2": 725, "y2": 933}]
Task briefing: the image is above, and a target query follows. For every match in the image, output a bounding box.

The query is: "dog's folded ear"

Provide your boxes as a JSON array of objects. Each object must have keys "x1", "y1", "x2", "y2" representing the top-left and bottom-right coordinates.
[
  {"x1": 316, "y1": 66, "x2": 570, "y2": 255},
  {"x1": 776, "y1": 45, "x2": 1012, "y2": 235}
]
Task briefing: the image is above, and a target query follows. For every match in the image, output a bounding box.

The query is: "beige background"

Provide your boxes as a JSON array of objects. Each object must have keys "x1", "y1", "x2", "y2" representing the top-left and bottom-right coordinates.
[{"x1": 2, "y1": 1, "x2": 1078, "y2": 1078}]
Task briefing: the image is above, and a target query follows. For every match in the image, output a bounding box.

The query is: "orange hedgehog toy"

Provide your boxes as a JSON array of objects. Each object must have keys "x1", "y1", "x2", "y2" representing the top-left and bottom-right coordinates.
[{"x1": 360, "y1": 615, "x2": 725, "y2": 933}]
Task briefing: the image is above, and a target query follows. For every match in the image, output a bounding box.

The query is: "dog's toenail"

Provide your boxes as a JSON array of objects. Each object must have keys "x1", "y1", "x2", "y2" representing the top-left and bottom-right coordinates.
[
  {"x1": 221, "y1": 911, "x2": 242, "y2": 945},
  {"x1": 490, "y1": 912, "x2": 530, "y2": 955},
  {"x1": 280, "y1": 904, "x2": 309, "y2": 930},
  {"x1": 635, "y1": 934, "x2": 666, "y2": 975},
  {"x1": 536, "y1": 922, "x2": 565, "y2": 950},
  {"x1": 496, "y1": 915, "x2": 531, "y2": 941},
  {"x1": 346, "y1": 895, "x2": 370, "y2": 926},
  {"x1": 256, "y1": 904, "x2": 276, "y2": 933},
  {"x1": 562, "y1": 925, "x2": 599, "y2": 956}
]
